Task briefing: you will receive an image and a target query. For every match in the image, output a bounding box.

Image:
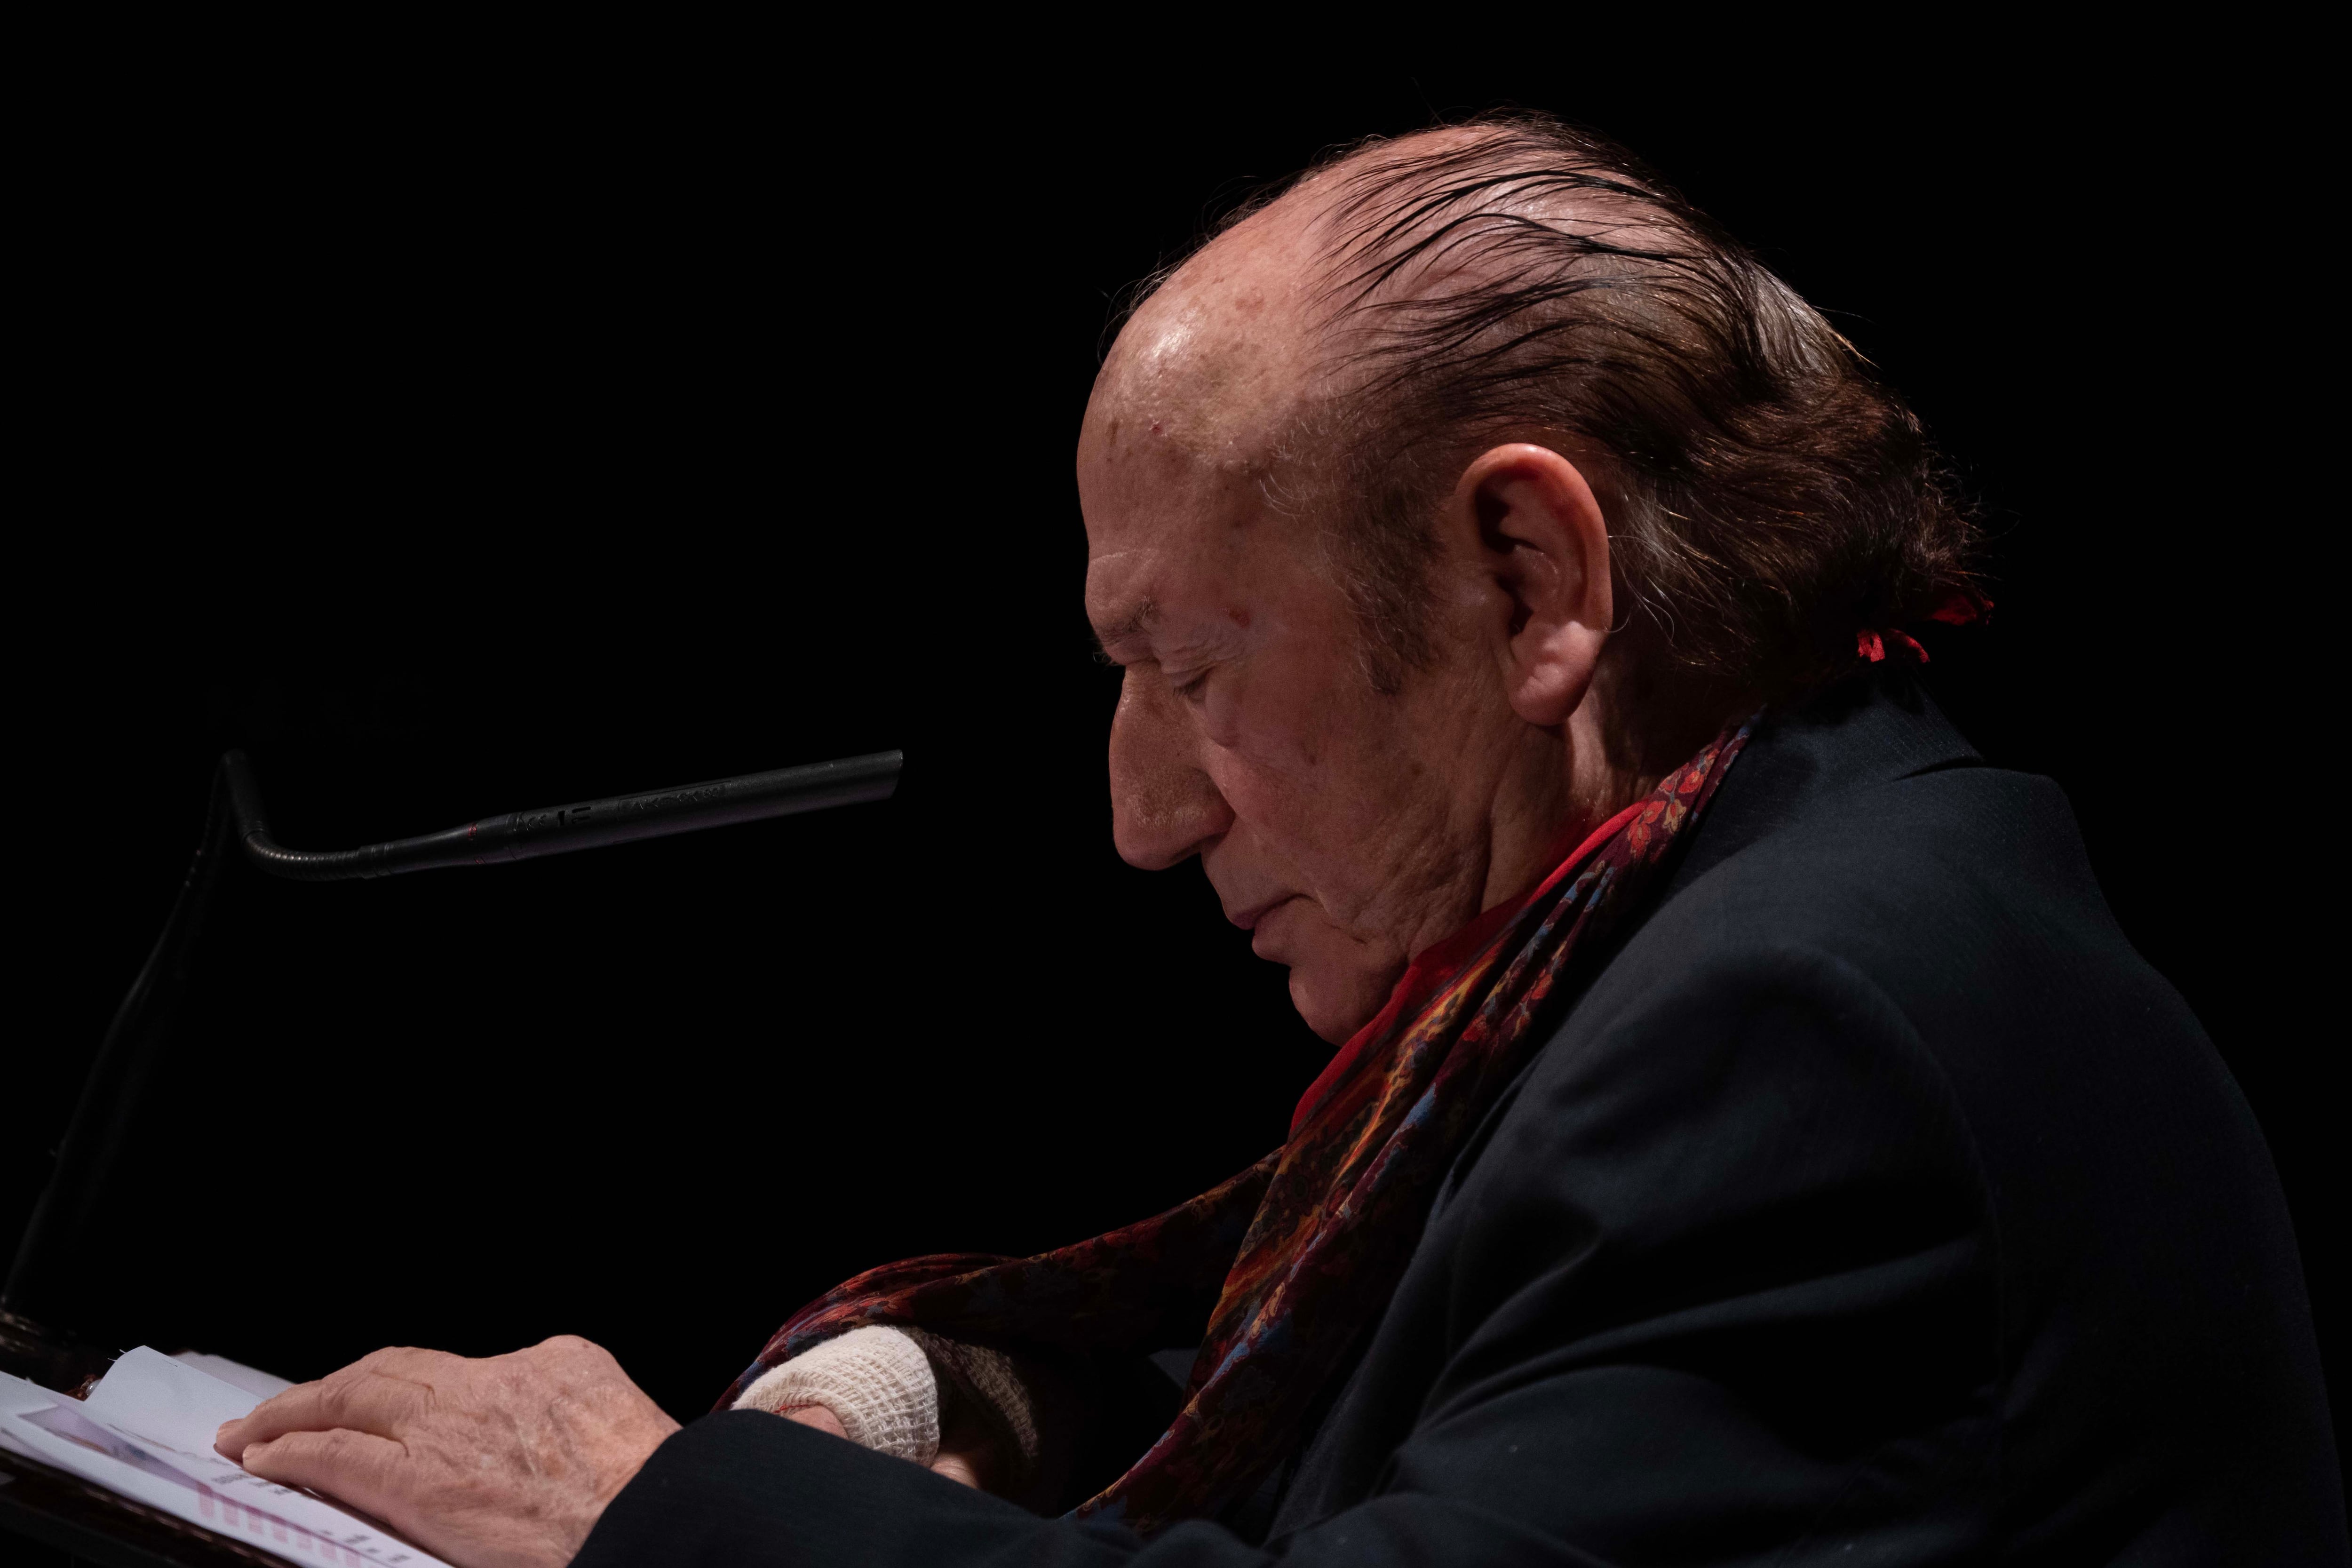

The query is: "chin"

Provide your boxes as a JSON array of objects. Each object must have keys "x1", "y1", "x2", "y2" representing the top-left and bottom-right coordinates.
[{"x1": 1287, "y1": 964, "x2": 1390, "y2": 1047}]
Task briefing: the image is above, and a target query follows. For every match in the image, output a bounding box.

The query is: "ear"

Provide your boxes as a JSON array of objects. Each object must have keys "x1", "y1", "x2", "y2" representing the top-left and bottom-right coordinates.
[{"x1": 1448, "y1": 443, "x2": 1614, "y2": 728}]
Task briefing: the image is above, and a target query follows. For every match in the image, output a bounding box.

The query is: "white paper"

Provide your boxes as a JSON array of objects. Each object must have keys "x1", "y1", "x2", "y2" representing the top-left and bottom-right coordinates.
[
  {"x1": 173, "y1": 1349, "x2": 298, "y2": 1402},
  {"x1": 88, "y1": 1346, "x2": 269, "y2": 1447},
  {"x1": 0, "y1": 1348, "x2": 452, "y2": 1568}
]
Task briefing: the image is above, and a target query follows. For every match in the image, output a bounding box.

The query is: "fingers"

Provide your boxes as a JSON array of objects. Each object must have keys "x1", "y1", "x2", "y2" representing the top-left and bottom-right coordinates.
[
  {"x1": 217, "y1": 1386, "x2": 305, "y2": 1457},
  {"x1": 217, "y1": 1347, "x2": 447, "y2": 1457},
  {"x1": 237, "y1": 1427, "x2": 410, "y2": 1522},
  {"x1": 773, "y1": 1401, "x2": 970, "y2": 1482},
  {"x1": 219, "y1": 1378, "x2": 349, "y2": 1456},
  {"x1": 930, "y1": 1451, "x2": 983, "y2": 1488},
  {"x1": 932, "y1": 1396, "x2": 1004, "y2": 1493},
  {"x1": 779, "y1": 1404, "x2": 847, "y2": 1439}
]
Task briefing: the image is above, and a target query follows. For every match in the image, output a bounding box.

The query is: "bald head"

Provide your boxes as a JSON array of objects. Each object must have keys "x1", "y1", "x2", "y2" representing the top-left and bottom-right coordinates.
[
  {"x1": 1085, "y1": 114, "x2": 1972, "y2": 695},
  {"x1": 1081, "y1": 198, "x2": 1326, "y2": 495},
  {"x1": 1077, "y1": 127, "x2": 1568, "y2": 703},
  {"x1": 1081, "y1": 126, "x2": 1540, "y2": 506}
]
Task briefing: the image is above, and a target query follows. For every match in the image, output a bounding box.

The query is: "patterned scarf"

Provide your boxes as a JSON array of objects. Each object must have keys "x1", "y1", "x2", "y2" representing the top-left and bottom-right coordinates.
[{"x1": 722, "y1": 723, "x2": 1750, "y2": 1533}]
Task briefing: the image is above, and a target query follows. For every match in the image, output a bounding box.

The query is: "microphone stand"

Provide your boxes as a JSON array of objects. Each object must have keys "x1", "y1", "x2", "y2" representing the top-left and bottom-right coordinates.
[{"x1": 0, "y1": 748, "x2": 902, "y2": 1390}]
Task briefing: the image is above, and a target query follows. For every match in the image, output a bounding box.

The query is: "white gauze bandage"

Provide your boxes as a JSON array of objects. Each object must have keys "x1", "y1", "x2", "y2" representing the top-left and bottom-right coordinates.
[{"x1": 730, "y1": 1325, "x2": 940, "y2": 1465}]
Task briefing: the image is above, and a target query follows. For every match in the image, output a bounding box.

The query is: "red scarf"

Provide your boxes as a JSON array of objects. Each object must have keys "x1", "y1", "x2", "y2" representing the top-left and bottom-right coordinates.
[{"x1": 723, "y1": 723, "x2": 1750, "y2": 1532}]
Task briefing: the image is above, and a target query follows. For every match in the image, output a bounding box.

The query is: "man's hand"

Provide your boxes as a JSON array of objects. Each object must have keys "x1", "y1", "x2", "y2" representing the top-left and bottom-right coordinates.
[{"x1": 214, "y1": 1336, "x2": 680, "y2": 1568}]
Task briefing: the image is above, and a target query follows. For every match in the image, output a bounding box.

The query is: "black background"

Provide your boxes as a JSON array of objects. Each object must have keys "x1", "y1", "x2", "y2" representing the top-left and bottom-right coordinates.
[{"x1": 14, "y1": 43, "x2": 2336, "y2": 1444}]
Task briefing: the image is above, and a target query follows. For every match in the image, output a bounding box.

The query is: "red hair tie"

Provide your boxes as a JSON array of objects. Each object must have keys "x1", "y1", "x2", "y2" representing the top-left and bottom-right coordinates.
[
  {"x1": 1859, "y1": 587, "x2": 1993, "y2": 664},
  {"x1": 1929, "y1": 587, "x2": 1994, "y2": 627},
  {"x1": 1858, "y1": 629, "x2": 1930, "y2": 664}
]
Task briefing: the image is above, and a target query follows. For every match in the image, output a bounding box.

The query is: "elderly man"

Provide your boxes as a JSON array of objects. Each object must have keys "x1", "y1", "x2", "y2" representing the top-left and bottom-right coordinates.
[{"x1": 214, "y1": 118, "x2": 2344, "y2": 1564}]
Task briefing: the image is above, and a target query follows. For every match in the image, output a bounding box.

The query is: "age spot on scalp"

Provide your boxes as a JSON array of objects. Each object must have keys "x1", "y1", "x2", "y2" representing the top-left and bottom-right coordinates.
[{"x1": 1228, "y1": 606, "x2": 1252, "y2": 627}]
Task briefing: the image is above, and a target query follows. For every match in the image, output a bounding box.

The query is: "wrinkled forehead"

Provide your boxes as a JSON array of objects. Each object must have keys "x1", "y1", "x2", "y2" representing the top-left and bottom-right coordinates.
[
  {"x1": 1078, "y1": 224, "x2": 1330, "y2": 638},
  {"x1": 1081, "y1": 449, "x2": 1265, "y2": 655}
]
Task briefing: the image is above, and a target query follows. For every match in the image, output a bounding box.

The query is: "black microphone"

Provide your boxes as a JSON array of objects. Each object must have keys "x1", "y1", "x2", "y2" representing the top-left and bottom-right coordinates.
[
  {"x1": 227, "y1": 748, "x2": 903, "y2": 880},
  {"x1": 0, "y1": 747, "x2": 902, "y2": 1388}
]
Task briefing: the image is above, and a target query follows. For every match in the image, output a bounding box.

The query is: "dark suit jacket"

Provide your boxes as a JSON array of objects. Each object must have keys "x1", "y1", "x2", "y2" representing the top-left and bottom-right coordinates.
[{"x1": 578, "y1": 678, "x2": 2345, "y2": 1565}]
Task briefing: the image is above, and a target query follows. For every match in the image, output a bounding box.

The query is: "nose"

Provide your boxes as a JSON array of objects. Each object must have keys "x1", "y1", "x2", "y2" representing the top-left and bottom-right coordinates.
[{"x1": 1108, "y1": 666, "x2": 1233, "y2": 870}]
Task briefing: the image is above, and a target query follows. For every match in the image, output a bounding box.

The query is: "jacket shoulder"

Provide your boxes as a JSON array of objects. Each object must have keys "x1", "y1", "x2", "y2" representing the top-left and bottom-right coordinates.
[{"x1": 1602, "y1": 761, "x2": 2182, "y2": 1059}]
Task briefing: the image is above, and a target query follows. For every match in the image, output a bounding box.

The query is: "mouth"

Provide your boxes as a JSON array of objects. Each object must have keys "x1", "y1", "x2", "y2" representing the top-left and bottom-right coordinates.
[{"x1": 1227, "y1": 893, "x2": 1299, "y2": 932}]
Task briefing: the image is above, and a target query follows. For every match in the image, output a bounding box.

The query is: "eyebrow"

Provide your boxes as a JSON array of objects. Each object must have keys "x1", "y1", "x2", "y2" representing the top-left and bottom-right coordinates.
[{"x1": 1090, "y1": 596, "x2": 1159, "y2": 655}]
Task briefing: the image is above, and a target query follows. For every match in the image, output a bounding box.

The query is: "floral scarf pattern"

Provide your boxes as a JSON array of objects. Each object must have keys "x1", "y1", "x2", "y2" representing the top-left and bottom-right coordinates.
[{"x1": 722, "y1": 723, "x2": 1750, "y2": 1534}]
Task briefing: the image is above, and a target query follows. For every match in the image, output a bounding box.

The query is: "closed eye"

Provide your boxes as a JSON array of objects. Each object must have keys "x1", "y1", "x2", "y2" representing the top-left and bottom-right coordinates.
[{"x1": 1169, "y1": 669, "x2": 1211, "y2": 703}]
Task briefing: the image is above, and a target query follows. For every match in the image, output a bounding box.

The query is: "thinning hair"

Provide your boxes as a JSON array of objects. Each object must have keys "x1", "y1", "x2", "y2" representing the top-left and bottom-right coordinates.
[{"x1": 1127, "y1": 113, "x2": 1979, "y2": 697}]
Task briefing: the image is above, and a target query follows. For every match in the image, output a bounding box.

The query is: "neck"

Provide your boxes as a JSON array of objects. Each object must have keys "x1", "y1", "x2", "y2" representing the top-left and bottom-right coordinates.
[
  {"x1": 1479, "y1": 649, "x2": 1747, "y2": 915},
  {"x1": 1478, "y1": 733, "x2": 1652, "y2": 914}
]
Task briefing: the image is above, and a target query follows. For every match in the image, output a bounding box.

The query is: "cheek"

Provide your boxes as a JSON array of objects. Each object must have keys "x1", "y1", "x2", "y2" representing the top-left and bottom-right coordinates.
[
  {"x1": 1205, "y1": 743, "x2": 1386, "y2": 897},
  {"x1": 1217, "y1": 652, "x2": 1344, "y2": 772},
  {"x1": 1211, "y1": 674, "x2": 1412, "y2": 842},
  {"x1": 1204, "y1": 751, "x2": 1311, "y2": 842}
]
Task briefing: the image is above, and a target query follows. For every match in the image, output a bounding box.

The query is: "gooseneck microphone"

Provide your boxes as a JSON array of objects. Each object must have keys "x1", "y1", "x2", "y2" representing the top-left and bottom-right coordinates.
[
  {"x1": 0, "y1": 747, "x2": 902, "y2": 1389},
  {"x1": 226, "y1": 748, "x2": 903, "y2": 880}
]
